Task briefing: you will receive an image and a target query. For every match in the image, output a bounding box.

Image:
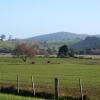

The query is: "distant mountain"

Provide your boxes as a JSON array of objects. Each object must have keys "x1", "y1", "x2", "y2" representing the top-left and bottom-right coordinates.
[
  {"x1": 71, "y1": 36, "x2": 100, "y2": 50},
  {"x1": 26, "y1": 32, "x2": 88, "y2": 42}
]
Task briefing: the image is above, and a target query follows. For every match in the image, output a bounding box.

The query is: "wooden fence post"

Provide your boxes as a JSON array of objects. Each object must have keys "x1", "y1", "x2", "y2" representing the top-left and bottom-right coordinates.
[
  {"x1": 0, "y1": 73, "x2": 2, "y2": 90},
  {"x1": 17, "y1": 75, "x2": 19, "y2": 94},
  {"x1": 31, "y1": 76, "x2": 35, "y2": 96},
  {"x1": 54, "y1": 78, "x2": 59, "y2": 100},
  {"x1": 79, "y1": 79, "x2": 83, "y2": 100}
]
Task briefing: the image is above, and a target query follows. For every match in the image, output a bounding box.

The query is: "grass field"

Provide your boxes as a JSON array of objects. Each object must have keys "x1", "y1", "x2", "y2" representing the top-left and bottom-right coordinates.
[
  {"x1": 0, "y1": 57, "x2": 100, "y2": 99},
  {"x1": 0, "y1": 93, "x2": 44, "y2": 100}
]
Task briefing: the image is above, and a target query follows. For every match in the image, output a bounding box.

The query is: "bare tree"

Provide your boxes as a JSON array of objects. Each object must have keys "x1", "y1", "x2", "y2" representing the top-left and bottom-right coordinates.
[{"x1": 13, "y1": 43, "x2": 36, "y2": 62}]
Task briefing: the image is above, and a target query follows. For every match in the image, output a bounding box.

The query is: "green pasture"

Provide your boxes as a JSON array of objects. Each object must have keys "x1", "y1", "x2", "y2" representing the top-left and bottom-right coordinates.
[{"x1": 0, "y1": 57, "x2": 100, "y2": 99}]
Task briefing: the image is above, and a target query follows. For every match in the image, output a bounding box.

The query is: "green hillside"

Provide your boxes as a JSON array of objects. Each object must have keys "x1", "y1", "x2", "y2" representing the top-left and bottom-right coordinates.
[
  {"x1": 72, "y1": 36, "x2": 100, "y2": 50},
  {"x1": 26, "y1": 32, "x2": 87, "y2": 42}
]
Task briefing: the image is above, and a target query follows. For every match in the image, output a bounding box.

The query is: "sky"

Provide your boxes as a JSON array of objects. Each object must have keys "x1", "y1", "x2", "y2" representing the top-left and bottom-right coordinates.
[{"x1": 0, "y1": 0, "x2": 100, "y2": 39}]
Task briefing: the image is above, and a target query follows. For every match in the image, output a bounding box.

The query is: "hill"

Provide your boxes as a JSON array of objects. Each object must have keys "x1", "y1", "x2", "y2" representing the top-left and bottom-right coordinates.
[
  {"x1": 26, "y1": 32, "x2": 88, "y2": 42},
  {"x1": 71, "y1": 36, "x2": 100, "y2": 50},
  {"x1": 1, "y1": 32, "x2": 100, "y2": 51}
]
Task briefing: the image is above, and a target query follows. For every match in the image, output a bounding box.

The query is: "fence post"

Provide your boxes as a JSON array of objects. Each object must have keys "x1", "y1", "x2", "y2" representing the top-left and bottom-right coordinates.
[
  {"x1": 54, "y1": 78, "x2": 59, "y2": 100},
  {"x1": 17, "y1": 75, "x2": 19, "y2": 94},
  {"x1": 0, "y1": 73, "x2": 1, "y2": 90},
  {"x1": 31, "y1": 76, "x2": 35, "y2": 96},
  {"x1": 79, "y1": 79, "x2": 83, "y2": 100},
  {"x1": 0, "y1": 73, "x2": 2, "y2": 90}
]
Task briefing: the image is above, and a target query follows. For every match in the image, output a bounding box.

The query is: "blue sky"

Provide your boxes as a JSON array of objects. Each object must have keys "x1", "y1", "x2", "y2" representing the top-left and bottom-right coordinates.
[{"x1": 0, "y1": 0, "x2": 100, "y2": 38}]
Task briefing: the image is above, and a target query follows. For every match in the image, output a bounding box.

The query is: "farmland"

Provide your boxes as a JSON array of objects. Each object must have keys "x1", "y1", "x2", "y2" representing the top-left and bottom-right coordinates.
[{"x1": 0, "y1": 57, "x2": 100, "y2": 100}]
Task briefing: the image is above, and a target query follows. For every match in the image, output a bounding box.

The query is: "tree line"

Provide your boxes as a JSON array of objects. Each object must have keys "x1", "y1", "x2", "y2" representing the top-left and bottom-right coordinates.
[
  {"x1": 12, "y1": 43, "x2": 74, "y2": 62},
  {"x1": 0, "y1": 34, "x2": 12, "y2": 41}
]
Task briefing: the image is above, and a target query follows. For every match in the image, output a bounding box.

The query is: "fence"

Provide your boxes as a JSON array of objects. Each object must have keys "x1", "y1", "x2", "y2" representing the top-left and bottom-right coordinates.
[{"x1": 0, "y1": 73, "x2": 100, "y2": 100}]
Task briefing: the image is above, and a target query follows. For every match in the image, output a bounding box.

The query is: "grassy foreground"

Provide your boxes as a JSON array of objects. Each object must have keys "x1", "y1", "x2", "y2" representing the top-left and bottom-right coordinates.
[
  {"x1": 0, "y1": 57, "x2": 100, "y2": 99},
  {"x1": 0, "y1": 57, "x2": 100, "y2": 86},
  {"x1": 0, "y1": 93, "x2": 44, "y2": 100}
]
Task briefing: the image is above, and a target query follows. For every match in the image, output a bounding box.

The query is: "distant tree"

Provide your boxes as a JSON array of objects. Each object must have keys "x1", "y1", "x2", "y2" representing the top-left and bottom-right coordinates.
[
  {"x1": 68, "y1": 48, "x2": 75, "y2": 57},
  {"x1": 0, "y1": 34, "x2": 6, "y2": 41},
  {"x1": 13, "y1": 43, "x2": 36, "y2": 62},
  {"x1": 85, "y1": 48, "x2": 92, "y2": 54},
  {"x1": 43, "y1": 41, "x2": 48, "y2": 48},
  {"x1": 47, "y1": 48, "x2": 52, "y2": 55},
  {"x1": 52, "y1": 47, "x2": 57, "y2": 54},
  {"x1": 8, "y1": 35, "x2": 12, "y2": 41},
  {"x1": 31, "y1": 44, "x2": 39, "y2": 50},
  {"x1": 57, "y1": 45, "x2": 69, "y2": 58}
]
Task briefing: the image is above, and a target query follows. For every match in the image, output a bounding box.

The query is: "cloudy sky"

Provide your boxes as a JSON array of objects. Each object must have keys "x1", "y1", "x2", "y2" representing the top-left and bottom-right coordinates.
[{"x1": 0, "y1": 0, "x2": 100, "y2": 38}]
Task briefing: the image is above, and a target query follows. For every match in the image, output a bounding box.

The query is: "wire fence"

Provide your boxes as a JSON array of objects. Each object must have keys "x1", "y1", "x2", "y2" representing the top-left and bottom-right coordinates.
[{"x1": 0, "y1": 73, "x2": 100, "y2": 99}]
